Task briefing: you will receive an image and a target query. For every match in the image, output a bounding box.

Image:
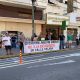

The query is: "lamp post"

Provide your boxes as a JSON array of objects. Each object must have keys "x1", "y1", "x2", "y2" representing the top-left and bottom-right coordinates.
[{"x1": 31, "y1": 0, "x2": 36, "y2": 36}]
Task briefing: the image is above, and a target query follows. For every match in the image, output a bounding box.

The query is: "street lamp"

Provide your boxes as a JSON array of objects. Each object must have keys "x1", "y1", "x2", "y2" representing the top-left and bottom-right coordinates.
[{"x1": 31, "y1": 0, "x2": 36, "y2": 36}]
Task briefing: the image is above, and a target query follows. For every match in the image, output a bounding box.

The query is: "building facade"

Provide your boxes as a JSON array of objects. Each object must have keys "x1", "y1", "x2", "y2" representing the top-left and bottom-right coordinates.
[
  {"x1": 0, "y1": 0, "x2": 47, "y2": 38},
  {"x1": 47, "y1": 0, "x2": 80, "y2": 41},
  {"x1": 43, "y1": 0, "x2": 69, "y2": 40}
]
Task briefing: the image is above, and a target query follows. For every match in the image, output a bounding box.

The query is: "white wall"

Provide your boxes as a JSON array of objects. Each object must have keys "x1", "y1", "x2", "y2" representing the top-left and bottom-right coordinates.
[{"x1": 45, "y1": 4, "x2": 65, "y2": 15}]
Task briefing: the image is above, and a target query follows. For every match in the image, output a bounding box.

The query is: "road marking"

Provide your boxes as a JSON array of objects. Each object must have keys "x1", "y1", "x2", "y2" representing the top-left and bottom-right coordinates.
[
  {"x1": 0, "y1": 53, "x2": 80, "y2": 69},
  {"x1": 0, "y1": 59, "x2": 75, "y2": 69},
  {"x1": 26, "y1": 54, "x2": 44, "y2": 58},
  {"x1": 27, "y1": 60, "x2": 75, "y2": 68},
  {"x1": 0, "y1": 52, "x2": 80, "y2": 65},
  {"x1": 0, "y1": 55, "x2": 44, "y2": 63}
]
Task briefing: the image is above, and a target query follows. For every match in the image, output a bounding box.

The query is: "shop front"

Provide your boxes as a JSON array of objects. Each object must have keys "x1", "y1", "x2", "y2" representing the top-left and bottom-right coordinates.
[{"x1": 45, "y1": 13, "x2": 69, "y2": 40}]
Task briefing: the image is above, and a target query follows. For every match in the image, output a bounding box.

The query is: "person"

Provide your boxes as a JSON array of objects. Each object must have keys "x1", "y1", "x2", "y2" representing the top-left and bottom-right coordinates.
[
  {"x1": 79, "y1": 34, "x2": 80, "y2": 41},
  {"x1": 2, "y1": 32, "x2": 12, "y2": 55},
  {"x1": 76, "y1": 35, "x2": 79, "y2": 46},
  {"x1": 59, "y1": 33, "x2": 65, "y2": 49},
  {"x1": 67, "y1": 32, "x2": 73, "y2": 48},
  {"x1": 31, "y1": 33, "x2": 37, "y2": 41},
  {"x1": 11, "y1": 35, "x2": 16, "y2": 48},
  {"x1": 0, "y1": 34, "x2": 2, "y2": 48},
  {"x1": 46, "y1": 32, "x2": 52, "y2": 40},
  {"x1": 18, "y1": 32, "x2": 25, "y2": 52}
]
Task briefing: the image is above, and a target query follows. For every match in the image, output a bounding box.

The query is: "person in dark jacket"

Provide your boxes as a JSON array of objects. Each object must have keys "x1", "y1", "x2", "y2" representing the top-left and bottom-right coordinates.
[{"x1": 59, "y1": 34, "x2": 65, "y2": 49}]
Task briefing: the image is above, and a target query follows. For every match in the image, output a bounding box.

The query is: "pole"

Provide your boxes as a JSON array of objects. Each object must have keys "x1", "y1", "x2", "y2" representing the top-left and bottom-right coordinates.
[
  {"x1": 67, "y1": 0, "x2": 73, "y2": 13},
  {"x1": 19, "y1": 50, "x2": 22, "y2": 64},
  {"x1": 32, "y1": 0, "x2": 35, "y2": 36}
]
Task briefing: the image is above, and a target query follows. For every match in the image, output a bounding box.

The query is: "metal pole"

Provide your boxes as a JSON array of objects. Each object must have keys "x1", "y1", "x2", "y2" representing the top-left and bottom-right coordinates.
[
  {"x1": 67, "y1": 0, "x2": 73, "y2": 13},
  {"x1": 32, "y1": 1, "x2": 35, "y2": 36}
]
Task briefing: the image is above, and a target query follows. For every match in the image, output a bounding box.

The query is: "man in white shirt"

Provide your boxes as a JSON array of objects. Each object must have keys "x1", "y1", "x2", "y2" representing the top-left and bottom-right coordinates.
[{"x1": 2, "y1": 32, "x2": 12, "y2": 55}]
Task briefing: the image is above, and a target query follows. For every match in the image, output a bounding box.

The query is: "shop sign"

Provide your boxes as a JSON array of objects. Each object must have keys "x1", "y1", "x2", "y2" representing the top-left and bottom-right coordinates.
[
  {"x1": 24, "y1": 40, "x2": 59, "y2": 53},
  {"x1": 47, "y1": 13, "x2": 69, "y2": 25}
]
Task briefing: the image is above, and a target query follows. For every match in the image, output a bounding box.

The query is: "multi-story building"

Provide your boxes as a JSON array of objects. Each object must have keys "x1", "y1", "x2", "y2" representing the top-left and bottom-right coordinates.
[
  {"x1": 45, "y1": 0, "x2": 80, "y2": 41},
  {"x1": 43, "y1": 0, "x2": 69, "y2": 40},
  {"x1": 58, "y1": 0, "x2": 80, "y2": 41},
  {"x1": 0, "y1": 0, "x2": 80, "y2": 41},
  {"x1": 0, "y1": 0, "x2": 47, "y2": 38}
]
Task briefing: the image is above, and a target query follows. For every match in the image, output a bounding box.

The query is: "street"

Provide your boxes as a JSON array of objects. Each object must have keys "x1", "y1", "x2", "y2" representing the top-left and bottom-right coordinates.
[{"x1": 0, "y1": 49, "x2": 80, "y2": 80}]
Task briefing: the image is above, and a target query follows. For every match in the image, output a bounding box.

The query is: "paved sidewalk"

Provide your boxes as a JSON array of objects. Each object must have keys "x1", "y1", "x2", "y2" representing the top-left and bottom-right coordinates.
[
  {"x1": 0, "y1": 48, "x2": 20, "y2": 55},
  {"x1": 0, "y1": 42, "x2": 79, "y2": 56}
]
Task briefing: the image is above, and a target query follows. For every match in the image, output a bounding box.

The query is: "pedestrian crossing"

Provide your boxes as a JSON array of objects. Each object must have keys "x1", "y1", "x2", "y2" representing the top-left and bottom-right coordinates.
[{"x1": 0, "y1": 53, "x2": 80, "y2": 69}]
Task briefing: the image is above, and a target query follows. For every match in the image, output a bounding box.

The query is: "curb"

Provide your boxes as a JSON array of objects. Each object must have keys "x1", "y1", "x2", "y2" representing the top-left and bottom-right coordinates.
[{"x1": 0, "y1": 48, "x2": 80, "y2": 59}]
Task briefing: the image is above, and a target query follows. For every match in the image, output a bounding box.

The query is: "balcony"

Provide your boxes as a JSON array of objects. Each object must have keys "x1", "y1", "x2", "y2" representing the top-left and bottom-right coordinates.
[{"x1": 0, "y1": 0, "x2": 47, "y2": 9}]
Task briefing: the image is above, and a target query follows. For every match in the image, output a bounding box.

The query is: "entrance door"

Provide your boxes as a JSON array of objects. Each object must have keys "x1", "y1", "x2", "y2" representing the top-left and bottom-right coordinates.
[{"x1": 46, "y1": 26, "x2": 61, "y2": 40}]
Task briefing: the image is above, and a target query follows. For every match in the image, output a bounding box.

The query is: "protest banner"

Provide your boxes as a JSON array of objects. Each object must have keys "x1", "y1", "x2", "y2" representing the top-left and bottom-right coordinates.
[{"x1": 24, "y1": 40, "x2": 60, "y2": 53}]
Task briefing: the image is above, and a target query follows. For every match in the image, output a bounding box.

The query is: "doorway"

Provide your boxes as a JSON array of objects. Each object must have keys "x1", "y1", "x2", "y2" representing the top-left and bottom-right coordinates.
[{"x1": 46, "y1": 25, "x2": 62, "y2": 40}]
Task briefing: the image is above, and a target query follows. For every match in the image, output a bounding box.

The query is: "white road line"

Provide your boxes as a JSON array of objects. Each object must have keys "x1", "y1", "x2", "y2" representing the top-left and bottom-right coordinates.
[
  {"x1": 27, "y1": 60, "x2": 75, "y2": 68},
  {"x1": 26, "y1": 55, "x2": 44, "y2": 58},
  {"x1": 0, "y1": 55, "x2": 44, "y2": 63},
  {"x1": 0, "y1": 60, "x2": 75, "y2": 69},
  {"x1": 0, "y1": 53, "x2": 80, "y2": 69}
]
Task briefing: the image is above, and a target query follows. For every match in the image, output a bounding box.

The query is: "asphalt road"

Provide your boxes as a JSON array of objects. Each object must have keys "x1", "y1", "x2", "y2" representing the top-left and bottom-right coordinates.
[{"x1": 0, "y1": 49, "x2": 80, "y2": 80}]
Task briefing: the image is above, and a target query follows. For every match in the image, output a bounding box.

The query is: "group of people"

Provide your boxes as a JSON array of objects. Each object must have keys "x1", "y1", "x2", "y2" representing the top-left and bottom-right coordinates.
[
  {"x1": 59, "y1": 32, "x2": 74, "y2": 50},
  {"x1": 31, "y1": 32, "x2": 75, "y2": 50},
  {"x1": 1, "y1": 31, "x2": 80, "y2": 55},
  {"x1": 1, "y1": 32, "x2": 25, "y2": 55},
  {"x1": 31, "y1": 32, "x2": 54, "y2": 41},
  {"x1": 59, "y1": 32, "x2": 80, "y2": 50}
]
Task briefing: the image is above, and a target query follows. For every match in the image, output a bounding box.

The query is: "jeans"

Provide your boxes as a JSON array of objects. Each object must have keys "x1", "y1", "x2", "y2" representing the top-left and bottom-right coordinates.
[{"x1": 60, "y1": 40, "x2": 64, "y2": 49}]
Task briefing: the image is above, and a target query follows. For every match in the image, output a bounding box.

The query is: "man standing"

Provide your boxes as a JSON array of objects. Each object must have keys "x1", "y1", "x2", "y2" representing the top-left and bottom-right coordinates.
[
  {"x1": 59, "y1": 33, "x2": 65, "y2": 49},
  {"x1": 2, "y1": 32, "x2": 12, "y2": 55},
  {"x1": 18, "y1": 32, "x2": 25, "y2": 53}
]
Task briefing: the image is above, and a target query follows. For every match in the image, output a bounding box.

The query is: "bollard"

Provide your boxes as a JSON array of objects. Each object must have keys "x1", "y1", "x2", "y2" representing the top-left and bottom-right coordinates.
[{"x1": 19, "y1": 50, "x2": 23, "y2": 64}]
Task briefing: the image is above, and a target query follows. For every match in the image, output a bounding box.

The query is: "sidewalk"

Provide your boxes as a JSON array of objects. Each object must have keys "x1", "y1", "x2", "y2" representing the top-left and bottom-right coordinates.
[
  {"x1": 0, "y1": 48, "x2": 20, "y2": 55},
  {"x1": 0, "y1": 42, "x2": 79, "y2": 56}
]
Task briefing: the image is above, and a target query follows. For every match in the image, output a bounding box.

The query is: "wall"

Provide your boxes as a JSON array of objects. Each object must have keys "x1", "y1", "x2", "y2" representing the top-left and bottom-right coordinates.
[
  {"x1": 45, "y1": 3, "x2": 66, "y2": 15},
  {"x1": 0, "y1": 22, "x2": 41, "y2": 38},
  {"x1": 0, "y1": 17, "x2": 44, "y2": 38}
]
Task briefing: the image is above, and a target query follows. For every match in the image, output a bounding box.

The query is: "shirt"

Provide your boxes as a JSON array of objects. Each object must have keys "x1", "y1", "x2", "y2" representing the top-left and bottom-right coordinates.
[
  {"x1": 59, "y1": 35, "x2": 65, "y2": 40},
  {"x1": 2, "y1": 36, "x2": 11, "y2": 46},
  {"x1": 67, "y1": 35, "x2": 73, "y2": 41}
]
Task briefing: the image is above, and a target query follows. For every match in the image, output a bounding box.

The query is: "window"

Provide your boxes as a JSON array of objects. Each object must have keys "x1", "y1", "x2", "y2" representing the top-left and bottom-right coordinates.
[
  {"x1": 48, "y1": 0, "x2": 55, "y2": 4},
  {"x1": 58, "y1": 0, "x2": 63, "y2": 3}
]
